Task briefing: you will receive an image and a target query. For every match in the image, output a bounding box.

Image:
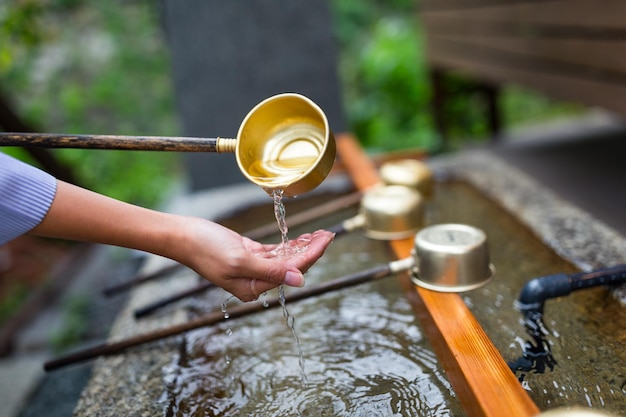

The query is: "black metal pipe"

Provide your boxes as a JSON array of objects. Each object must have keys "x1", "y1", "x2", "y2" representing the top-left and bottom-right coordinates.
[{"x1": 515, "y1": 264, "x2": 626, "y2": 315}]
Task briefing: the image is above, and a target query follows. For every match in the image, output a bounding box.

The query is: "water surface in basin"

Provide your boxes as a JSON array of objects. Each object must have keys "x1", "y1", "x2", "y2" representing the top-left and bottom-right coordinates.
[
  {"x1": 427, "y1": 182, "x2": 625, "y2": 414},
  {"x1": 161, "y1": 181, "x2": 625, "y2": 416},
  {"x1": 162, "y1": 198, "x2": 463, "y2": 416}
]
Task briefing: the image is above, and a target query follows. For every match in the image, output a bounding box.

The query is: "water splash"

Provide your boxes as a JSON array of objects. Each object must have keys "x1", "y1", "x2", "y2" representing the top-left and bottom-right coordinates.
[
  {"x1": 508, "y1": 311, "x2": 557, "y2": 382},
  {"x1": 163, "y1": 292, "x2": 463, "y2": 416}
]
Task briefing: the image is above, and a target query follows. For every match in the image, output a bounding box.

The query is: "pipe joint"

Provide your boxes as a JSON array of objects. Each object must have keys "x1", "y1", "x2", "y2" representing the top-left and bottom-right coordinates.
[{"x1": 515, "y1": 273, "x2": 572, "y2": 315}]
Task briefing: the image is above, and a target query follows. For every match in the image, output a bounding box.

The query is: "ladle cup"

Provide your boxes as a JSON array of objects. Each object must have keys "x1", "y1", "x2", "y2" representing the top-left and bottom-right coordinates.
[
  {"x1": 379, "y1": 159, "x2": 434, "y2": 198},
  {"x1": 235, "y1": 93, "x2": 336, "y2": 196},
  {"x1": 0, "y1": 93, "x2": 336, "y2": 197},
  {"x1": 410, "y1": 223, "x2": 494, "y2": 292},
  {"x1": 328, "y1": 185, "x2": 425, "y2": 240},
  {"x1": 368, "y1": 223, "x2": 494, "y2": 293}
]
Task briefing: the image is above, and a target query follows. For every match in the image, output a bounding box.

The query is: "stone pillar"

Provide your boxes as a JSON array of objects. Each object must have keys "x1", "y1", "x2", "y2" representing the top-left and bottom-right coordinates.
[{"x1": 160, "y1": 0, "x2": 346, "y2": 190}]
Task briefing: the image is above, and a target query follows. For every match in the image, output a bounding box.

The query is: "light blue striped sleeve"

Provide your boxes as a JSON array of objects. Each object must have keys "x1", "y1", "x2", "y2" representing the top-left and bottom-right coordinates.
[{"x1": 0, "y1": 152, "x2": 58, "y2": 246}]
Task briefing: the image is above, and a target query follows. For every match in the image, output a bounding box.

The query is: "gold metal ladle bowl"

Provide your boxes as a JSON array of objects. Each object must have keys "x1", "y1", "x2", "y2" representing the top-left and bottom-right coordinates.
[{"x1": 235, "y1": 93, "x2": 336, "y2": 197}]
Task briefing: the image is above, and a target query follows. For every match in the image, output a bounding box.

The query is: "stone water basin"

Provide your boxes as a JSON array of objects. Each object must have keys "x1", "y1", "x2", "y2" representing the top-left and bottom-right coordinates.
[
  {"x1": 165, "y1": 183, "x2": 625, "y2": 416},
  {"x1": 73, "y1": 152, "x2": 625, "y2": 416}
]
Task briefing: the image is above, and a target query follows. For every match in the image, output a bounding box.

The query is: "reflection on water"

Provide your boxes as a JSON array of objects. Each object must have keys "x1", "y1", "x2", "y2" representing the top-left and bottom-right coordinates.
[{"x1": 164, "y1": 290, "x2": 460, "y2": 416}]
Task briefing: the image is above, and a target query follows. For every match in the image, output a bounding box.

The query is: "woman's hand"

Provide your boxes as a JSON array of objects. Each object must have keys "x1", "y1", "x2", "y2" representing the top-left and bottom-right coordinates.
[
  {"x1": 31, "y1": 181, "x2": 335, "y2": 302},
  {"x1": 174, "y1": 217, "x2": 334, "y2": 301}
]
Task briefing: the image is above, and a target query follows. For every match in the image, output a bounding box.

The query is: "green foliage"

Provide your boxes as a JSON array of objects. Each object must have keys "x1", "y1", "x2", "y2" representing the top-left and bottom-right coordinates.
[
  {"x1": 1, "y1": 0, "x2": 180, "y2": 207},
  {"x1": 0, "y1": 0, "x2": 46, "y2": 73},
  {"x1": 49, "y1": 295, "x2": 90, "y2": 353},
  {"x1": 348, "y1": 17, "x2": 437, "y2": 152},
  {"x1": 0, "y1": 283, "x2": 29, "y2": 326},
  {"x1": 332, "y1": 0, "x2": 438, "y2": 152},
  {"x1": 330, "y1": 0, "x2": 582, "y2": 153},
  {"x1": 502, "y1": 86, "x2": 585, "y2": 128}
]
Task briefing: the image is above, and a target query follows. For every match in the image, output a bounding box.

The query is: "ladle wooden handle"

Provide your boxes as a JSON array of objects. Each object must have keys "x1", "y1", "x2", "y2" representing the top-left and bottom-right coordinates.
[
  {"x1": 103, "y1": 263, "x2": 184, "y2": 297},
  {"x1": 0, "y1": 132, "x2": 236, "y2": 152},
  {"x1": 44, "y1": 263, "x2": 395, "y2": 371},
  {"x1": 133, "y1": 282, "x2": 215, "y2": 319},
  {"x1": 325, "y1": 213, "x2": 366, "y2": 238}
]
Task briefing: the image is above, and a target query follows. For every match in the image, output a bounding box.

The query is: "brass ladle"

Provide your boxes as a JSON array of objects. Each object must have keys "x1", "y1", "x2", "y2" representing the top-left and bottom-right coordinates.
[
  {"x1": 379, "y1": 158, "x2": 434, "y2": 198},
  {"x1": 0, "y1": 93, "x2": 336, "y2": 197},
  {"x1": 329, "y1": 184, "x2": 425, "y2": 240}
]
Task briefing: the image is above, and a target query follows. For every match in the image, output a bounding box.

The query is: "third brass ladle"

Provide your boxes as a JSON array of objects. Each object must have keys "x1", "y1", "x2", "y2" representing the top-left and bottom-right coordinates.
[{"x1": 327, "y1": 184, "x2": 425, "y2": 240}]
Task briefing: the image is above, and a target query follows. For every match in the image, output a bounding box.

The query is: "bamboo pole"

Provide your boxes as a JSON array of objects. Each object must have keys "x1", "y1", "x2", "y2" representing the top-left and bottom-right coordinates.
[
  {"x1": 335, "y1": 133, "x2": 539, "y2": 417},
  {"x1": 0, "y1": 132, "x2": 229, "y2": 152},
  {"x1": 44, "y1": 263, "x2": 397, "y2": 371}
]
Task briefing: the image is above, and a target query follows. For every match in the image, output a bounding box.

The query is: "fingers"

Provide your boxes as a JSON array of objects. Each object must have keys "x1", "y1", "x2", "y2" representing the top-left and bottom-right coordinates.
[
  {"x1": 246, "y1": 230, "x2": 333, "y2": 285},
  {"x1": 288, "y1": 230, "x2": 335, "y2": 273},
  {"x1": 209, "y1": 229, "x2": 335, "y2": 302}
]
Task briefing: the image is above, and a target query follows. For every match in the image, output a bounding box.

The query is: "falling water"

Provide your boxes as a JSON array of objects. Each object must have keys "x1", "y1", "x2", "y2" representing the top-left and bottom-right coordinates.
[
  {"x1": 221, "y1": 298, "x2": 235, "y2": 366},
  {"x1": 271, "y1": 189, "x2": 307, "y2": 383},
  {"x1": 272, "y1": 189, "x2": 290, "y2": 251},
  {"x1": 507, "y1": 311, "x2": 557, "y2": 381}
]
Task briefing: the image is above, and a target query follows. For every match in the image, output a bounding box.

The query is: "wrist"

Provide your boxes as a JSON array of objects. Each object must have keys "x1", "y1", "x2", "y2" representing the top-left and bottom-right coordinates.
[{"x1": 151, "y1": 214, "x2": 195, "y2": 266}]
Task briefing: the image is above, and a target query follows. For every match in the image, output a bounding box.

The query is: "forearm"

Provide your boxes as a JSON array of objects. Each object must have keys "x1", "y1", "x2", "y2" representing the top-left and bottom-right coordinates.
[
  {"x1": 28, "y1": 180, "x2": 334, "y2": 302},
  {"x1": 30, "y1": 181, "x2": 185, "y2": 259}
]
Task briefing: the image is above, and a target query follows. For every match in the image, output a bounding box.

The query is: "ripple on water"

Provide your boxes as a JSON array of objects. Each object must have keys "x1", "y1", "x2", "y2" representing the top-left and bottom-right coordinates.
[{"x1": 162, "y1": 290, "x2": 463, "y2": 417}]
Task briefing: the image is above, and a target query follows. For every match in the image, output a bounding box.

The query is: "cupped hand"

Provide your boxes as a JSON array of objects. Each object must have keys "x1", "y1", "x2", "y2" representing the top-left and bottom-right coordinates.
[{"x1": 174, "y1": 217, "x2": 335, "y2": 301}]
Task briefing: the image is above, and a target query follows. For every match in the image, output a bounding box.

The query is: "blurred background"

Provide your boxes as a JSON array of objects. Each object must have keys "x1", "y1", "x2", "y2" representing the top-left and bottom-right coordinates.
[
  {"x1": 0, "y1": 0, "x2": 589, "y2": 366},
  {"x1": 0, "y1": 1, "x2": 614, "y2": 415},
  {"x1": 0, "y1": 0, "x2": 583, "y2": 208}
]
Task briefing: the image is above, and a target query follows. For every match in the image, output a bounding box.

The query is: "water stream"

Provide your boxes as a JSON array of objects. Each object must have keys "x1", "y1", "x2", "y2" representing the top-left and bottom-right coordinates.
[{"x1": 271, "y1": 188, "x2": 307, "y2": 383}]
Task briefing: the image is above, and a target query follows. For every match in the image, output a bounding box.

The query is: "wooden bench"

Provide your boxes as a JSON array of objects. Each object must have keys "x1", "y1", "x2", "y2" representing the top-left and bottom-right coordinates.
[{"x1": 419, "y1": 0, "x2": 626, "y2": 141}]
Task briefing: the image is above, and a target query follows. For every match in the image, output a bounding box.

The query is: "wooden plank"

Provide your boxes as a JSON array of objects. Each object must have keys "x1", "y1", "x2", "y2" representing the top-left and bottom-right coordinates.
[
  {"x1": 424, "y1": 36, "x2": 626, "y2": 116},
  {"x1": 421, "y1": 0, "x2": 626, "y2": 29},
  {"x1": 335, "y1": 133, "x2": 539, "y2": 417},
  {"x1": 421, "y1": 14, "x2": 626, "y2": 39},
  {"x1": 334, "y1": 132, "x2": 381, "y2": 191},
  {"x1": 425, "y1": 34, "x2": 626, "y2": 77},
  {"x1": 421, "y1": 0, "x2": 554, "y2": 12}
]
